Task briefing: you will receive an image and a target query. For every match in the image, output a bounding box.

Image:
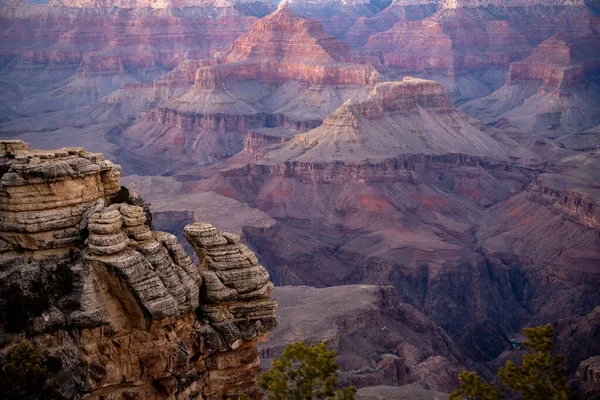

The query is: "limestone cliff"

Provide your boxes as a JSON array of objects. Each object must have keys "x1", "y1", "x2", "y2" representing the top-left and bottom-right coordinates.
[{"x1": 0, "y1": 140, "x2": 277, "y2": 399}]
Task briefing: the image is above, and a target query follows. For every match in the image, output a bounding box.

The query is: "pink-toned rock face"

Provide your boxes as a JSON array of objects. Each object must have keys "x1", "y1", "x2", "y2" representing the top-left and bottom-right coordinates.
[
  {"x1": 114, "y1": 7, "x2": 384, "y2": 165},
  {"x1": 363, "y1": 3, "x2": 599, "y2": 102},
  {"x1": 224, "y1": 6, "x2": 351, "y2": 63},
  {"x1": 506, "y1": 35, "x2": 600, "y2": 90},
  {"x1": 0, "y1": 7, "x2": 264, "y2": 69},
  {"x1": 463, "y1": 33, "x2": 600, "y2": 132}
]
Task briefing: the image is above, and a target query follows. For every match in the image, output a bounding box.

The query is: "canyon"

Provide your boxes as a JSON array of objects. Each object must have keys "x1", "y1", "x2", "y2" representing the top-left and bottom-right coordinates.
[{"x1": 0, "y1": 0, "x2": 599, "y2": 398}]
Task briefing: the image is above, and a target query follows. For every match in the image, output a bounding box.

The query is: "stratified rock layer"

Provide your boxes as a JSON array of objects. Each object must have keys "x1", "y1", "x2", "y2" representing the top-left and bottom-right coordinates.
[
  {"x1": 117, "y1": 6, "x2": 382, "y2": 165},
  {"x1": 462, "y1": 34, "x2": 600, "y2": 133},
  {"x1": 364, "y1": 0, "x2": 599, "y2": 102},
  {"x1": 0, "y1": 140, "x2": 277, "y2": 400}
]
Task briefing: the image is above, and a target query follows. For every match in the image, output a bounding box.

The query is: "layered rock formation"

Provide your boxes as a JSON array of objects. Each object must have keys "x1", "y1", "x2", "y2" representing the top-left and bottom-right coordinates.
[
  {"x1": 117, "y1": 6, "x2": 383, "y2": 165},
  {"x1": 462, "y1": 34, "x2": 600, "y2": 133},
  {"x1": 203, "y1": 77, "x2": 543, "y2": 362},
  {"x1": 0, "y1": 0, "x2": 270, "y2": 153},
  {"x1": 478, "y1": 149, "x2": 600, "y2": 325},
  {"x1": 250, "y1": 77, "x2": 509, "y2": 163},
  {"x1": 0, "y1": 140, "x2": 277, "y2": 399},
  {"x1": 364, "y1": 0, "x2": 599, "y2": 102}
]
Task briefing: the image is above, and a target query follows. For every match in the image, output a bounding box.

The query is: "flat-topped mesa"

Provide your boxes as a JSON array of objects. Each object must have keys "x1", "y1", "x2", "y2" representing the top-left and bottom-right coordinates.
[
  {"x1": 333, "y1": 78, "x2": 453, "y2": 120},
  {"x1": 507, "y1": 35, "x2": 600, "y2": 90},
  {"x1": 320, "y1": 78, "x2": 453, "y2": 130},
  {"x1": 0, "y1": 140, "x2": 277, "y2": 399},
  {"x1": 441, "y1": 0, "x2": 586, "y2": 9}
]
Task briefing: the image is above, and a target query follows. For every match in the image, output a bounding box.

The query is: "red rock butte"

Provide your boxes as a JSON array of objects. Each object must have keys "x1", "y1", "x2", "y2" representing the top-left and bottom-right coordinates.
[
  {"x1": 202, "y1": 6, "x2": 382, "y2": 87},
  {"x1": 507, "y1": 34, "x2": 600, "y2": 90}
]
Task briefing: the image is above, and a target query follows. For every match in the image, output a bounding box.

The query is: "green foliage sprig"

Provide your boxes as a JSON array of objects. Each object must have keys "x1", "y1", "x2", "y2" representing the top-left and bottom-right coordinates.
[
  {"x1": 450, "y1": 324, "x2": 570, "y2": 400},
  {"x1": 0, "y1": 341, "x2": 63, "y2": 400},
  {"x1": 257, "y1": 341, "x2": 357, "y2": 400}
]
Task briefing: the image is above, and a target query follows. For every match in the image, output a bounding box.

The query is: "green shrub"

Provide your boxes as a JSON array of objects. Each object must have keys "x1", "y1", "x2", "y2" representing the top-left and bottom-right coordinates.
[
  {"x1": 450, "y1": 324, "x2": 570, "y2": 400},
  {"x1": 0, "y1": 341, "x2": 62, "y2": 400},
  {"x1": 258, "y1": 341, "x2": 356, "y2": 400}
]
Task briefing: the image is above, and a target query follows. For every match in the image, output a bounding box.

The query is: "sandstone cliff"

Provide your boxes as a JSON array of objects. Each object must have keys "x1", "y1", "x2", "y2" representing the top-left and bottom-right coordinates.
[{"x1": 0, "y1": 140, "x2": 277, "y2": 399}]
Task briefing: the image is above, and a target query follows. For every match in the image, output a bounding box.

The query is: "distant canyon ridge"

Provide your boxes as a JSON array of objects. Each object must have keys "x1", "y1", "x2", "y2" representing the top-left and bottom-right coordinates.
[{"x1": 0, "y1": 0, "x2": 599, "y2": 398}]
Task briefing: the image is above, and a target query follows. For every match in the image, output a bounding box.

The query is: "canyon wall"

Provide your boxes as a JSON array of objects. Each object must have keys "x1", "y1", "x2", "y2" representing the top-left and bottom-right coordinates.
[{"x1": 0, "y1": 140, "x2": 278, "y2": 399}]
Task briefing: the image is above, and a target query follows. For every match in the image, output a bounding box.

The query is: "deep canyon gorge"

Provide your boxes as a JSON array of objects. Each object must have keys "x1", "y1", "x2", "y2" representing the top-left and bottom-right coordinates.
[{"x1": 0, "y1": 0, "x2": 599, "y2": 397}]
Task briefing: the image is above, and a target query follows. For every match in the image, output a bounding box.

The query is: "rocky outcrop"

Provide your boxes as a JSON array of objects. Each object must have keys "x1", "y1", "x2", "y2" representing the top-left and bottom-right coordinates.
[
  {"x1": 575, "y1": 356, "x2": 600, "y2": 400},
  {"x1": 0, "y1": 140, "x2": 277, "y2": 399}
]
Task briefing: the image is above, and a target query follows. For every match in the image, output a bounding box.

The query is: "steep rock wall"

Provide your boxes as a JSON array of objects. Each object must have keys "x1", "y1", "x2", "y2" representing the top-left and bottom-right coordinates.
[{"x1": 0, "y1": 140, "x2": 277, "y2": 400}]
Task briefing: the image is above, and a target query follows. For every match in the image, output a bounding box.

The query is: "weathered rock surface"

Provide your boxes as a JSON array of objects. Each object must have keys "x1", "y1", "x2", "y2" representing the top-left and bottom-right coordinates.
[
  {"x1": 0, "y1": 140, "x2": 277, "y2": 399},
  {"x1": 575, "y1": 356, "x2": 600, "y2": 400}
]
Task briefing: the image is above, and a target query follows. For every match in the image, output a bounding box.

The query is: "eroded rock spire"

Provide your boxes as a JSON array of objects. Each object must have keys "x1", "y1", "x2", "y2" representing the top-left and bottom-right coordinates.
[{"x1": 0, "y1": 140, "x2": 278, "y2": 399}]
